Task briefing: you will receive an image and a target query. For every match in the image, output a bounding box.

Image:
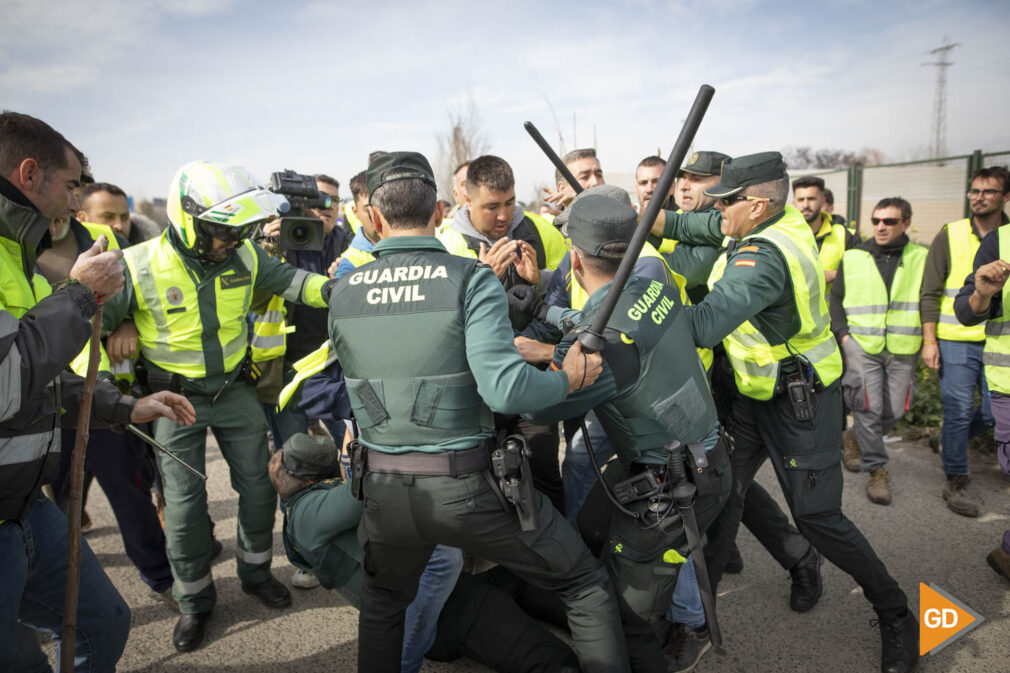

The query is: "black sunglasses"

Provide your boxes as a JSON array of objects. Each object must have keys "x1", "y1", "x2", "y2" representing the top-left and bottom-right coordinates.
[
  {"x1": 198, "y1": 220, "x2": 254, "y2": 242},
  {"x1": 870, "y1": 217, "x2": 902, "y2": 226}
]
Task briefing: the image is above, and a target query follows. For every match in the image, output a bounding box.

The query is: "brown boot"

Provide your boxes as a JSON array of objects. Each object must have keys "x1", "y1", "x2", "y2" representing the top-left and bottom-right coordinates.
[
  {"x1": 942, "y1": 475, "x2": 980, "y2": 517},
  {"x1": 987, "y1": 546, "x2": 1010, "y2": 581},
  {"x1": 842, "y1": 430, "x2": 861, "y2": 473},
  {"x1": 867, "y1": 468, "x2": 891, "y2": 505}
]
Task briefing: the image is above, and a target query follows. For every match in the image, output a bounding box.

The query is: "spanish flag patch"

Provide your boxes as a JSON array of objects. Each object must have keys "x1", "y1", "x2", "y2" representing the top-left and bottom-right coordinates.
[
  {"x1": 549, "y1": 362, "x2": 561, "y2": 371},
  {"x1": 734, "y1": 259, "x2": 757, "y2": 267}
]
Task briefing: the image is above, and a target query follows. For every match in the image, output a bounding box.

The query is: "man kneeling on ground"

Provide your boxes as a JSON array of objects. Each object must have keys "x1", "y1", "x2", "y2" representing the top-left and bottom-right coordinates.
[{"x1": 269, "y1": 433, "x2": 579, "y2": 673}]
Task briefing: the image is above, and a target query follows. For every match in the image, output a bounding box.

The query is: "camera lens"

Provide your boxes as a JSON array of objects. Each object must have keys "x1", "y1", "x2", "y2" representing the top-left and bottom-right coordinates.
[{"x1": 290, "y1": 225, "x2": 310, "y2": 244}]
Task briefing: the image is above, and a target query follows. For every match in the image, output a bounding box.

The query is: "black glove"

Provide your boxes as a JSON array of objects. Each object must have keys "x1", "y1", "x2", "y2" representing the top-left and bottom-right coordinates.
[{"x1": 507, "y1": 284, "x2": 548, "y2": 323}]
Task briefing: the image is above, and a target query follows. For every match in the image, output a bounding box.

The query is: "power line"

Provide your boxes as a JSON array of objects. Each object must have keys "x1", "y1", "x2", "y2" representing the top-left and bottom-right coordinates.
[{"x1": 922, "y1": 36, "x2": 960, "y2": 158}]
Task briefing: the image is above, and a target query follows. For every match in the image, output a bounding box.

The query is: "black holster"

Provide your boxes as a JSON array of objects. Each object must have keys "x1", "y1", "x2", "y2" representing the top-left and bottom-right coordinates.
[
  {"x1": 491, "y1": 434, "x2": 538, "y2": 532},
  {"x1": 349, "y1": 439, "x2": 367, "y2": 501},
  {"x1": 683, "y1": 437, "x2": 729, "y2": 497}
]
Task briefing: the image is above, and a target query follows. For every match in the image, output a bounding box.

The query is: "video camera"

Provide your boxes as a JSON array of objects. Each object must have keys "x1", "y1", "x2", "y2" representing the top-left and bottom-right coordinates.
[{"x1": 266, "y1": 169, "x2": 329, "y2": 251}]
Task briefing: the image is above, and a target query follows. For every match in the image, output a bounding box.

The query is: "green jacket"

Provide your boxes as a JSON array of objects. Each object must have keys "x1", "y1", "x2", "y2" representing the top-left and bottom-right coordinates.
[
  {"x1": 282, "y1": 480, "x2": 364, "y2": 606},
  {"x1": 328, "y1": 236, "x2": 569, "y2": 454},
  {"x1": 662, "y1": 208, "x2": 805, "y2": 350},
  {"x1": 528, "y1": 276, "x2": 719, "y2": 464}
]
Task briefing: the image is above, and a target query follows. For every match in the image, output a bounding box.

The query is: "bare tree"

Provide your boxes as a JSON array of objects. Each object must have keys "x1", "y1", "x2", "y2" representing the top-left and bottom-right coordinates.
[
  {"x1": 783, "y1": 146, "x2": 886, "y2": 169},
  {"x1": 435, "y1": 93, "x2": 490, "y2": 200}
]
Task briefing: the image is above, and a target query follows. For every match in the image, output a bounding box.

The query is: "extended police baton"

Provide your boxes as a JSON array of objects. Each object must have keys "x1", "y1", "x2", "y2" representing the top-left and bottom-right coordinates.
[
  {"x1": 523, "y1": 121, "x2": 583, "y2": 195},
  {"x1": 666, "y1": 440, "x2": 724, "y2": 653},
  {"x1": 578, "y1": 84, "x2": 714, "y2": 354},
  {"x1": 128, "y1": 424, "x2": 207, "y2": 481}
]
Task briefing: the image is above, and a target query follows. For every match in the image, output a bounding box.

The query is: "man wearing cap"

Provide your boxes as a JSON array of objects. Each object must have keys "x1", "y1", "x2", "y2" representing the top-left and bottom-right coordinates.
[
  {"x1": 271, "y1": 433, "x2": 580, "y2": 673},
  {"x1": 522, "y1": 191, "x2": 731, "y2": 673},
  {"x1": 666, "y1": 152, "x2": 824, "y2": 613},
  {"x1": 512, "y1": 184, "x2": 685, "y2": 521},
  {"x1": 653, "y1": 151, "x2": 918, "y2": 673},
  {"x1": 101, "y1": 160, "x2": 337, "y2": 651},
  {"x1": 327, "y1": 151, "x2": 628, "y2": 673}
]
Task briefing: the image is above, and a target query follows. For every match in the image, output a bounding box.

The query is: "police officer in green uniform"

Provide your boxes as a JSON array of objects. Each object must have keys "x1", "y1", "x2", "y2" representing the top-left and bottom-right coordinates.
[
  {"x1": 653, "y1": 152, "x2": 918, "y2": 673},
  {"x1": 520, "y1": 193, "x2": 732, "y2": 673},
  {"x1": 270, "y1": 433, "x2": 580, "y2": 673},
  {"x1": 326, "y1": 152, "x2": 629, "y2": 673},
  {"x1": 101, "y1": 160, "x2": 335, "y2": 652}
]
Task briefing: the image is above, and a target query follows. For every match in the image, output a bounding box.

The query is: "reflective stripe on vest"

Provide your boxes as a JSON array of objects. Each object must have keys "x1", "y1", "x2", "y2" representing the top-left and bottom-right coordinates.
[
  {"x1": 278, "y1": 341, "x2": 334, "y2": 411},
  {"x1": 123, "y1": 233, "x2": 259, "y2": 378},
  {"x1": 250, "y1": 294, "x2": 288, "y2": 363},
  {"x1": 343, "y1": 245, "x2": 375, "y2": 269},
  {"x1": 938, "y1": 219, "x2": 986, "y2": 341},
  {"x1": 841, "y1": 243, "x2": 926, "y2": 355},
  {"x1": 983, "y1": 226, "x2": 1010, "y2": 394},
  {"x1": 708, "y1": 206, "x2": 842, "y2": 400}
]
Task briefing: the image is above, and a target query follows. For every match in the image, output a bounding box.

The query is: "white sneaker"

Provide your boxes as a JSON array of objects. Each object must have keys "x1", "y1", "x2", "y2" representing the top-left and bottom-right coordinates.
[{"x1": 291, "y1": 568, "x2": 320, "y2": 589}]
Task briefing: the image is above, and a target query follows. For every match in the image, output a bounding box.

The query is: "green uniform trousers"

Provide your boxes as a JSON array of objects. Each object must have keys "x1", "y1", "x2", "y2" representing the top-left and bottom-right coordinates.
[
  {"x1": 357, "y1": 468, "x2": 630, "y2": 673},
  {"x1": 154, "y1": 381, "x2": 276, "y2": 614},
  {"x1": 577, "y1": 450, "x2": 731, "y2": 673}
]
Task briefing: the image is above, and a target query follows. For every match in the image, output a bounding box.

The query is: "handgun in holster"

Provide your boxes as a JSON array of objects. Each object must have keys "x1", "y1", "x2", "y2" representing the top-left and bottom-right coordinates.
[
  {"x1": 491, "y1": 434, "x2": 538, "y2": 532},
  {"x1": 349, "y1": 439, "x2": 367, "y2": 501}
]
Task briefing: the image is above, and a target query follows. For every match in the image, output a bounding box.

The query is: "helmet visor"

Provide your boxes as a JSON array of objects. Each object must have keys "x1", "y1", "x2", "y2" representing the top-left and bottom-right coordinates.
[{"x1": 197, "y1": 218, "x2": 255, "y2": 244}]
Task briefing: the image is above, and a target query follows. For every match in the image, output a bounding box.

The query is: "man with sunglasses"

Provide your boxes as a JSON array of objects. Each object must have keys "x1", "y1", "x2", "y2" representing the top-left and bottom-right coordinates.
[
  {"x1": 829, "y1": 197, "x2": 926, "y2": 504},
  {"x1": 920, "y1": 166, "x2": 1010, "y2": 517},
  {"x1": 652, "y1": 151, "x2": 918, "y2": 673},
  {"x1": 101, "y1": 160, "x2": 336, "y2": 652}
]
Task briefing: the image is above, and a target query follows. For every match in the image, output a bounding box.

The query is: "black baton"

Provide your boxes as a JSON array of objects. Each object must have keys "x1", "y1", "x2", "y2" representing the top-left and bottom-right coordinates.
[
  {"x1": 523, "y1": 121, "x2": 583, "y2": 195},
  {"x1": 578, "y1": 84, "x2": 715, "y2": 354}
]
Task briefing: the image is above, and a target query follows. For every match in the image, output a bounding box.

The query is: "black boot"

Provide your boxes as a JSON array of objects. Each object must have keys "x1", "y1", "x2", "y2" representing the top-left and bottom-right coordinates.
[
  {"x1": 173, "y1": 612, "x2": 211, "y2": 652},
  {"x1": 724, "y1": 543, "x2": 744, "y2": 574},
  {"x1": 242, "y1": 575, "x2": 292, "y2": 608},
  {"x1": 789, "y1": 547, "x2": 822, "y2": 612},
  {"x1": 877, "y1": 609, "x2": 918, "y2": 673}
]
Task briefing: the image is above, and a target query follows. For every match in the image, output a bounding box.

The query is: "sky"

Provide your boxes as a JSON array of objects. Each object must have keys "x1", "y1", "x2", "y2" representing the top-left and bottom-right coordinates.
[{"x1": 2, "y1": 0, "x2": 1009, "y2": 204}]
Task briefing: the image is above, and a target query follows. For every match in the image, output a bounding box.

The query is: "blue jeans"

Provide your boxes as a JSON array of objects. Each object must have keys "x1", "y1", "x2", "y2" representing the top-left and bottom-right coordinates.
[
  {"x1": 401, "y1": 545, "x2": 463, "y2": 673},
  {"x1": 666, "y1": 556, "x2": 706, "y2": 630},
  {"x1": 562, "y1": 411, "x2": 615, "y2": 523},
  {"x1": 0, "y1": 497, "x2": 131, "y2": 672},
  {"x1": 939, "y1": 340, "x2": 994, "y2": 476}
]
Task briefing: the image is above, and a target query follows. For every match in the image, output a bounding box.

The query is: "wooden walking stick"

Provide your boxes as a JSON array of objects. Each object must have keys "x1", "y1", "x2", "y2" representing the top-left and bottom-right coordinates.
[{"x1": 60, "y1": 306, "x2": 103, "y2": 673}]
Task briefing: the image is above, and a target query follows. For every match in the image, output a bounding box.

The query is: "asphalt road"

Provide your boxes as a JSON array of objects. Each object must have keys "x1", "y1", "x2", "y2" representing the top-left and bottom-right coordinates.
[{"x1": 65, "y1": 431, "x2": 1010, "y2": 672}]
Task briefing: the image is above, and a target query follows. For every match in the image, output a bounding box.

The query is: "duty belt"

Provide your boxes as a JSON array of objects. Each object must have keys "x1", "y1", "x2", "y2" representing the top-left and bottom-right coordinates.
[{"x1": 366, "y1": 444, "x2": 490, "y2": 477}]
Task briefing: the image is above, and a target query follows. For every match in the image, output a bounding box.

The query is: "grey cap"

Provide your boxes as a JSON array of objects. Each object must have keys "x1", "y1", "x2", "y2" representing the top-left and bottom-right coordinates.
[
  {"x1": 555, "y1": 184, "x2": 633, "y2": 233},
  {"x1": 564, "y1": 191, "x2": 637, "y2": 260},
  {"x1": 280, "y1": 433, "x2": 341, "y2": 480}
]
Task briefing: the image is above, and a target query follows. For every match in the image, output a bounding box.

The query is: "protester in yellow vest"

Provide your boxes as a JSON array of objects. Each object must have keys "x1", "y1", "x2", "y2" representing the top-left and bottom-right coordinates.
[
  {"x1": 830, "y1": 198, "x2": 926, "y2": 505},
  {"x1": 953, "y1": 221, "x2": 1010, "y2": 582},
  {"x1": 101, "y1": 160, "x2": 334, "y2": 653},
  {"x1": 333, "y1": 170, "x2": 379, "y2": 278},
  {"x1": 792, "y1": 175, "x2": 858, "y2": 289},
  {"x1": 658, "y1": 151, "x2": 918, "y2": 673},
  {"x1": 920, "y1": 166, "x2": 1010, "y2": 518}
]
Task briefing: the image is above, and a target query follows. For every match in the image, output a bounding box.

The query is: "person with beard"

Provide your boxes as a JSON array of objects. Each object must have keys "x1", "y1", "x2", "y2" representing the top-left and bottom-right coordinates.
[
  {"x1": 920, "y1": 166, "x2": 1010, "y2": 517},
  {"x1": 101, "y1": 160, "x2": 335, "y2": 652},
  {"x1": 830, "y1": 197, "x2": 926, "y2": 504},
  {"x1": 792, "y1": 176, "x2": 858, "y2": 289},
  {"x1": 439, "y1": 154, "x2": 568, "y2": 512}
]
